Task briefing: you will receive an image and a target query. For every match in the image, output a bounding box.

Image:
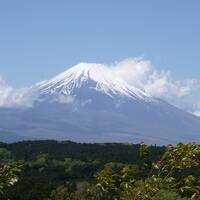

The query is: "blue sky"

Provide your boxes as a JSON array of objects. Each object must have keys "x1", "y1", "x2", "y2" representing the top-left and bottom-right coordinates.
[
  {"x1": 0, "y1": 0, "x2": 200, "y2": 114},
  {"x1": 0, "y1": 0, "x2": 200, "y2": 86}
]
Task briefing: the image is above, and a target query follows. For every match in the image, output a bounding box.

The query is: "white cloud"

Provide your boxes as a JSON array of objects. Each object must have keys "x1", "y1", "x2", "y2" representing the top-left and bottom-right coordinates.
[
  {"x1": 193, "y1": 111, "x2": 200, "y2": 117},
  {"x1": 192, "y1": 101, "x2": 200, "y2": 117},
  {"x1": 51, "y1": 94, "x2": 75, "y2": 104},
  {"x1": 0, "y1": 77, "x2": 92, "y2": 109},
  {"x1": 0, "y1": 77, "x2": 39, "y2": 108},
  {"x1": 109, "y1": 58, "x2": 200, "y2": 101}
]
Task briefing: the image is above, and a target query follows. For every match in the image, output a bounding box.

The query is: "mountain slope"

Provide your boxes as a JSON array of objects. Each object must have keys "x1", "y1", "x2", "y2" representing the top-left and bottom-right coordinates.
[
  {"x1": 37, "y1": 63, "x2": 153, "y2": 101},
  {"x1": 0, "y1": 63, "x2": 200, "y2": 144}
]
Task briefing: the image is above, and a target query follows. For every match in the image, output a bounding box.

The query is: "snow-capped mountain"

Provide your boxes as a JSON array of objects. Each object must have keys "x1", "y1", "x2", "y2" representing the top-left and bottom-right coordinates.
[
  {"x1": 37, "y1": 63, "x2": 152, "y2": 101},
  {"x1": 1, "y1": 63, "x2": 200, "y2": 144}
]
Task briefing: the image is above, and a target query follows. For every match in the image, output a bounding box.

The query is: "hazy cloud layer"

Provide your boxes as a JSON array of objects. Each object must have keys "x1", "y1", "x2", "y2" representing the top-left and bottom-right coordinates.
[{"x1": 0, "y1": 77, "x2": 39, "y2": 108}]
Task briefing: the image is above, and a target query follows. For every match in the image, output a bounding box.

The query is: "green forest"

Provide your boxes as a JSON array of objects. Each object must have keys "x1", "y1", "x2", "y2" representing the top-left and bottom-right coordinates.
[{"x1": 0, "y1": 140, "x2": 200, "y2": 200}]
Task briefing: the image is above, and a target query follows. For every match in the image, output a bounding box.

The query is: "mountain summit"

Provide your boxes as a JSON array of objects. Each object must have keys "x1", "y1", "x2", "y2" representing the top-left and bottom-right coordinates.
[
  {"x1": 38, "y1": 63, "x2": 152, "y2": 101},
  {"x1": 1, "y1": 63, "x2": 200, "y2": 144}
]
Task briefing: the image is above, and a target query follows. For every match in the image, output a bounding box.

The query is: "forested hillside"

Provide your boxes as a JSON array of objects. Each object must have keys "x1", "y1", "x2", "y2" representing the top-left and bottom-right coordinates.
[{"x1": 0, "y1": 140, "x2": 199, "y2": 200}]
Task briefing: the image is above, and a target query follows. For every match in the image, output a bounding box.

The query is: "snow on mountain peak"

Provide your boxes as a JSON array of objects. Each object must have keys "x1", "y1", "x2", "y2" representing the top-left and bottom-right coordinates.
[{"x1": 38, "y1": 63, "x2": 153, "y2": 101}]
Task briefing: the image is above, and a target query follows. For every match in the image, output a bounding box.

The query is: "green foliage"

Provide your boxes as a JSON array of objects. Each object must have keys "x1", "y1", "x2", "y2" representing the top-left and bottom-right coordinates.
[
  {"x1": 87, "y1": 142, "x2": 200, "y2": 200},
  {"x1": 0, "y1": 148, "x2": 14, "y2": 162},
  {"x1": 152, "y1": 189, "x2": 190, "y2": 200},
  {"x1": 48, "y1": 181, "x2": 77, "y2": 200},
  {"x1": 139, "y1": 142, "x2": 150, "y2": 159},
  {"x1": 0, "y1": 161, "x2": 23, "y2": 195},
  {"x1": 95, "y1": 165, "x2": 136, "y2": 199},
  {"x1": 7, "y1": 140, "x2": 164, "y2": 163},
  {"x1": 62, "y1": 158, "x2": 100, "y2": 178},
  {"x1": 1, "y1": 140, "x2": 200, "y2": 200},
  {"x1": 48, "y1": 181, "x2": 92, "y2": 200}
]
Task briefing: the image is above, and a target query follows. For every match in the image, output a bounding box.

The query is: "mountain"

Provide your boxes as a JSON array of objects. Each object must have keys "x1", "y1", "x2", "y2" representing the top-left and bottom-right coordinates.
[
  {"x1": 0, "y1": 63, "x2": 200, "y2": 144},
  {"x1": 37, "y1": 63, "x2": 152, "y2": 100}
]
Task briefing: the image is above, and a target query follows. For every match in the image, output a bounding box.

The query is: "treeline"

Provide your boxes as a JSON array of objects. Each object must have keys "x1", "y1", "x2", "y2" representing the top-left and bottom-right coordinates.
[
  {"x1": 0, "y1": 140, "x2": 200, "y2": 199},
  {"x1": 0, "y1": 140, "x2": 165, "y2": 162}
]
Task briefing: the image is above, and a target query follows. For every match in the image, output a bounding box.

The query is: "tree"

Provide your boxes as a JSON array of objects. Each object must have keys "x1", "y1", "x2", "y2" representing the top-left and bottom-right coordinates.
[
  {"x1": 0, "y1": 161, "x2": 23, "y2": 195},
  {"x1": 92, "y1": 142, "x2": 200, "y2": 200}
]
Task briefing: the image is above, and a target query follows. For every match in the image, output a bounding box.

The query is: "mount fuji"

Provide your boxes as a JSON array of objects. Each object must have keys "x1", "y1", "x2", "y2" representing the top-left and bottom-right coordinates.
[{"x1": 0, "y1": 63, "x2": 200, "y2": 144}]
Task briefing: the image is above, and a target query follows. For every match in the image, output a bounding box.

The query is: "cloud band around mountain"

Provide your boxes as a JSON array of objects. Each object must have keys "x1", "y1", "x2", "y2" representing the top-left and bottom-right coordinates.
[
  {"x1": 0, "y1": 77, "x2": 39, "y2": 108},
  {"x1": 110, "y1": 58, "x2": 200, "y2": 101},
  {"x1": 0, "y1": 57, "x2": 199, "y2": 115}
]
